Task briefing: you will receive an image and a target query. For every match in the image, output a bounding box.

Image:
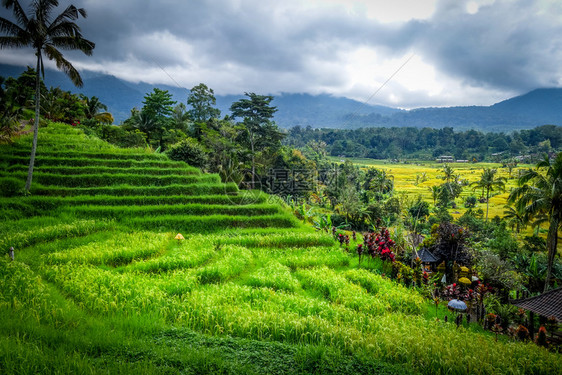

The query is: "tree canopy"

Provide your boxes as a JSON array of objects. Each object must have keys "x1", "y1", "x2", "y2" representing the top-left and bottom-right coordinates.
[{"x1": 0, "y1": 0, "x2": 94, "y2": 191}]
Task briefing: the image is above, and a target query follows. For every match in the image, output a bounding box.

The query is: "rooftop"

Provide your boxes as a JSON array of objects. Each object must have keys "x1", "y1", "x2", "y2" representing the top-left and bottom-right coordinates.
[{"x1": 512, "y1": 287, "x2": 562, "y2": 322}]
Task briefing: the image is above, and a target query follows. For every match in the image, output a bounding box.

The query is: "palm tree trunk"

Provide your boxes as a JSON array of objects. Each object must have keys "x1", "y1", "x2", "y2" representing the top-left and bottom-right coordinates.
[
  {"x1": 25, "y1": 52, "x2": 41, "y2": 192},
  {"x1": 249, "y1": 131, "x2": 255, "y2": 190},
  {"x1": 485, "y1": 189, "x2": 490, "y2": 221},
  {"x1": 543, "y1": 216, "x2": 559, "y2": 292}
]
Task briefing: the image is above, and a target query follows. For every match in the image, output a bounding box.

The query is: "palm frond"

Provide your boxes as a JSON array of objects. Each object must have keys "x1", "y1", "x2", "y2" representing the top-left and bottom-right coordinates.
[
  {"x1": 1, "y1": 0, "x2": 29, "y2": 28},
  {"x1": 43, "y1": 43, "x2": 83, "y2": 87},
  {"x1": 49, "y1": 5, "x2": 86, "y2": 36},
  {"x1": 51, "y1": 35, "x2": 94, "y2": 55},
  {"x1": 51, "y1": 4, "x2": 80, "y2": 23},
  {"x1": 36, "y1": 0, "x2": 60, "y2": 25},
  {"x1": 0, "y1": 35, "x2": 29, "y2": 48},
  {"x1": 48, "y1": 20, "x2": 80, "y2": 37},
  {"x1": 0, "y1": 16, "x2": 26, "y2": 36},
  {"x1": 535, "y1": 154, "x2": 551, "y2": 170}
]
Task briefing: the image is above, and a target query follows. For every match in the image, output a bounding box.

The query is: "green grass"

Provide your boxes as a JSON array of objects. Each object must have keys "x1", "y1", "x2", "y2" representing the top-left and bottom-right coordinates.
[
  {"x1": 29, "y1": 182, "x2": 239, "y2": 196},
  {"x1": 3, "y1": 170, "x2": 220, "y2": 187},
  {"x1": 6, "y1": 164, "x2": 201, "y2": 176},
  {"x1": 1, "y1": 122, "x2": 561, "y2": 375},
  {"x1": 2, "y1": 155, "x2": 187, "y2": 168}
]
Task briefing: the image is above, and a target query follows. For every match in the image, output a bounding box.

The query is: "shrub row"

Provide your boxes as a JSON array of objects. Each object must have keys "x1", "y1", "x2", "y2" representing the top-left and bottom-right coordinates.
[
  {"x1": 7, "y1": 150, "x2": 167, "y2": 161},
  {"x1": 222, "y1": 232, "x2": 334, "y2": 248},
  {"x1": 278, "y1": 247, "x2": 351, "y2": 270},
  {"x1": 62, "y1": 204, "x2": 283, "y2": 219},
  {"x1": 196, "y1": 245, "x2": 253, "y2": 284},
  {"x1": 44, "y1": 232, "x2": 169, "y2": 267},
  {"x1": 10, "y1": 142, "x2": 122, "y2": 153},
  {"x1": 245, "y1": 260, "x2": 301, "y2": 292},
  {"x1": 128, "y1": 214, "x2": 300, "y2": 232},
  {"x1": 6, "y1": 165, "x2": 200, "y2": 176},
  {"x1": 296, "y1": 267, "x2": 388, "y2": 315},
  {"x1": 0, "y1": 194, "x2": 267, "y2": 213},
  {"x1": 126, "y1": 239, "x2": 217, "y2": 273},
  {"x1": 5, "y1": 171, "x2": 220, "y2": 188},
  {"x1": 30, "y1": 183, "x2": 239, "y2": 197},
  {"x1": 0, "y1": 219, "x2": 112, "y2": 251},
  {"x1": 1, "y1": 155, "x2": 186, "y2": 169}
]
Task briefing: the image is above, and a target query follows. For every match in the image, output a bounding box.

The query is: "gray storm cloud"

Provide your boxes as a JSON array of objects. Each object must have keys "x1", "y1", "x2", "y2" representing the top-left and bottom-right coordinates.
[{"x1": 1, "y1": 0, "x2": 561, "y2": 107}]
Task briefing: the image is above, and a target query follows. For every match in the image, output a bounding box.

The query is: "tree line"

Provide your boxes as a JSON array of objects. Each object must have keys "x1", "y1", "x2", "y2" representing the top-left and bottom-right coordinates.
[{"x1": 284, "y1": 125, "x2": 562, "y2": 162}]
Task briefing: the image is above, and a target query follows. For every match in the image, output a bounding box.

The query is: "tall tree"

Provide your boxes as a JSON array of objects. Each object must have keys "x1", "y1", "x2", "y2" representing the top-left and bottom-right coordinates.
[
  {"x1": 502, "y1": 204, "x2": 527, "y2": 235},
  {"x1": 187, "y1": 83, "x2": 220, "y2": 123},
  {"x1": 137, "y1": 88, "x2": 176, "y2": 148},
  {"x1": 230, "y1": 92, "x2": 277, "y2": 189},
  {"x1": 509, "y1": 154, "x2": 562, "y2": 292},
  {"x1": 0, "y1": 0, "x2": 94, "y2": 191},
  {"x1": 171, "y1": 103, "x2": 190, "y2": 133},
  {"x1": 0, "y1": 76, "x2": 23, "y2": 143},
  {"x1": 81, "y1": 95, "x2": 113, "y2": 124},
  {"x1": 471, "y1": 168, "x2": 506, "y2": 221},
  {"x1": 428, "y1": 185, "x2": 440, "y2": 206},
  {"x1": 440, "y1": 164, "x2": 455, "y2": 184}
]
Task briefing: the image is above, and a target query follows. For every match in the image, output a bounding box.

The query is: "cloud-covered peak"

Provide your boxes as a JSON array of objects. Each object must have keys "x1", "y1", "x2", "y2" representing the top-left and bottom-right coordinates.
[{"x1": 1, "y1": 0, "x2": 560, "y2": 109}]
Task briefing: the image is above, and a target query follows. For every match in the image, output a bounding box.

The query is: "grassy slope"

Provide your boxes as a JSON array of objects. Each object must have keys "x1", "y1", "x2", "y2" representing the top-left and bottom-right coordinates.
[{"x1": 1, "y1": 123, "x2": 560, "y2": 374}]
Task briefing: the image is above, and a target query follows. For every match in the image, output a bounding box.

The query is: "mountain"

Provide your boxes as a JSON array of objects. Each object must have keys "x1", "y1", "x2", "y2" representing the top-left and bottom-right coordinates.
[{"x1": 1, "y1": 63, "x2": 561, "y2": 131}]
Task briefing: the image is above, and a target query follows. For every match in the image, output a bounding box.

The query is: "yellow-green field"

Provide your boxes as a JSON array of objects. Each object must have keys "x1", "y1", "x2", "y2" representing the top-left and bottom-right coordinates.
[{"x1": 332, "y1": 156, "x2": 533, "y2": 223}]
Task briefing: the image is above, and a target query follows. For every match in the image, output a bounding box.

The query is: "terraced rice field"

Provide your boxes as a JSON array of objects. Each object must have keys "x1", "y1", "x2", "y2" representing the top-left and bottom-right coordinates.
[
  {"x1": 335, "y1": 157, "x2": 532, "y2": 220},
  {"x1": 1, "y1": 123, "x2": 560, "y2": 374}
]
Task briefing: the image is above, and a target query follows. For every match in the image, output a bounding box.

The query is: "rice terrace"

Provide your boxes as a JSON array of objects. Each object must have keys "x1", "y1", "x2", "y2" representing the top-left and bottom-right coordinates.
[{"x1": 1, "y1": 1, "x2": 562, "y2": 374}]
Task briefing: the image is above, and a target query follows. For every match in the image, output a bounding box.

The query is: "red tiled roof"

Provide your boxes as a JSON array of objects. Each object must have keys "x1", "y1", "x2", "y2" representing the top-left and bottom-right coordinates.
[{"x1": 512, "y1": 287, "x2": 562, "y2": 322}]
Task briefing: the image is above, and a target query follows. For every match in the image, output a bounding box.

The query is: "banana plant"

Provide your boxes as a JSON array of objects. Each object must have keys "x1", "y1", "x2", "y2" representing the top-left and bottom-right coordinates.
[{"x1": 313, "y1": 214, "x2": 332, "y2": 232}]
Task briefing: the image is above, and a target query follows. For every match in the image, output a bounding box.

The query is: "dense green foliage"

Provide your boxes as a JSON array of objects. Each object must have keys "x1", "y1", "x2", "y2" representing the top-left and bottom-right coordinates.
[
  {"x1": 1, "y1": 123, "x2": 561, "y2": 375},
  {"x1": 284, "y1": 125, "x2": 562, "y2": 161}
]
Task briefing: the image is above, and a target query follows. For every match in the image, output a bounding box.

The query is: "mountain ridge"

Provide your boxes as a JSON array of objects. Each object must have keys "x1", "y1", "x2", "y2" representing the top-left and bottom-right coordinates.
[{"x1": 1, "y1": 63, "x2": 560, "y2": 131}]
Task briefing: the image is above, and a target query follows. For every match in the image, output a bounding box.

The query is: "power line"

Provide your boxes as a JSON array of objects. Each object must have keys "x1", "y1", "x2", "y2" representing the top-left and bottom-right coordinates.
[
  {"x1": 148, "y1": 56, "x2": 190, "y2": 95},
  {"x1": 344, "y1": 53, "x2": 415, "y2": 126}
]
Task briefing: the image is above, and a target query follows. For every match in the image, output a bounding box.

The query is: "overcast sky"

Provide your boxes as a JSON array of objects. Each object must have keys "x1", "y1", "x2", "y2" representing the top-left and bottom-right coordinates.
[{"x1": 1, "y1": 0, "x2": 562, "y2": 109}]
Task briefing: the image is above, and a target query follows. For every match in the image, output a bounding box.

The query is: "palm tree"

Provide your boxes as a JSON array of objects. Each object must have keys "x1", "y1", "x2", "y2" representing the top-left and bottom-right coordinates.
[
  {"x1": 441, "y1": 164, "x2": 455, "y2": 183},
  {"x1": 81, "y1": 95, "x2": 113, "y2": 124},
  {"x1": 171, "y1": 103, "x2": 191, "y2": 133},
  {"x1": 509, "y1": 154, "x2": 562, "y2": 292},
  {"x1": 471, "y1": 168, "x2": 506, "y2": 221},
  {"x1": 0, "y1": 0, "x2": 94, "y2": 191},
  {"x1": 502, "y1": 204, "x2": 527, "y2": 236},
  {"x1": 428, "y1": 185, "x2": 440, "y2": 206}
]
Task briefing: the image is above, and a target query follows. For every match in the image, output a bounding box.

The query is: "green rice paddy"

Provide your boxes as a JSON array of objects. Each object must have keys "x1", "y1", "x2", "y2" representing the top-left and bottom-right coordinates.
[{"x1": 1, "y1": 123, "x2": 559, "y2": 374}]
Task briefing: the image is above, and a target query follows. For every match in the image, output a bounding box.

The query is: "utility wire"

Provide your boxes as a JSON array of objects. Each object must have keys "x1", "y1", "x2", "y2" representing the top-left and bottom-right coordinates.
[
  {"x1": 344, "y1": 53, "x2": 415, "y2": 126},
  {"x1": 148, "y1": 56, "x2": 191, "y2": 95}
]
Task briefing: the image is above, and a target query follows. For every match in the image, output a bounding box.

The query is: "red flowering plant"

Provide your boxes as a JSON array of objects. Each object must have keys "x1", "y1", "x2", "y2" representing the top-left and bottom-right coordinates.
[
  {"x1": 485, "y1": 313, "x2": 497, "y2": 330},
  {"x1": 536, "y1": 326, "x2": 548, "y2": 347},
  {"x1": 337, "y1": 233, "x2": 345, "y2": 246},
  {"x1": 422, "y1": 271, "x2": 429, "y2": 285},
  {"x1": 374, "y1": 227, "x2": 396, "y2": 262},
  {"x1": 515, "y1": 324, "x2": 530, "y2": 341},
  {"x1": 413, "y1": 257, "x2": 423, "y2": 286},
  {"x1": 357, "y1": 244, "x2": 364, "y2": 267},
  {"x1": 442, "y1": 283, "x2": 462, "y2": 300},
  {"x1": 474, "y1": 281, "x2": 492, "y2": 319}
]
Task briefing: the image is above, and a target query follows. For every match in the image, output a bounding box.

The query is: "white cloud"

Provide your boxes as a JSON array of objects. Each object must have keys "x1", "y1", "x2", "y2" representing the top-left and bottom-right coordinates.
[{"x1": 1, "y1": 0, "x2": 561, "y2": 109}]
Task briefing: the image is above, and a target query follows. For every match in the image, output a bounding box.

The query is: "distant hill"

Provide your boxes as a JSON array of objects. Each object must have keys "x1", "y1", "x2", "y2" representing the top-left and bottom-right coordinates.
[{"x1": 1, "y1": 63, "x2": 561, "y2": 131}]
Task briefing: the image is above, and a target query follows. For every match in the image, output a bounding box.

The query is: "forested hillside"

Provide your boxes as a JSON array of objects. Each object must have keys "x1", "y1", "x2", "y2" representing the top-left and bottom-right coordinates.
[{"x1": 284, "y1": 125, "x2": 562, "y2": 161}]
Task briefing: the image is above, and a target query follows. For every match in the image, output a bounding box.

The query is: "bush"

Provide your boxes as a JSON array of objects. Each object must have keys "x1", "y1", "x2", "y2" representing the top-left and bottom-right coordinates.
[
  {"x1": 0, "y1": 177, "x2": 24, "y2": 197},
  {"x1": 464, "y1": 196, "x2": 477, "y2": 208},
  {"x1": 166, "y1": 138, "x2": 208, "y2": 169}
]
